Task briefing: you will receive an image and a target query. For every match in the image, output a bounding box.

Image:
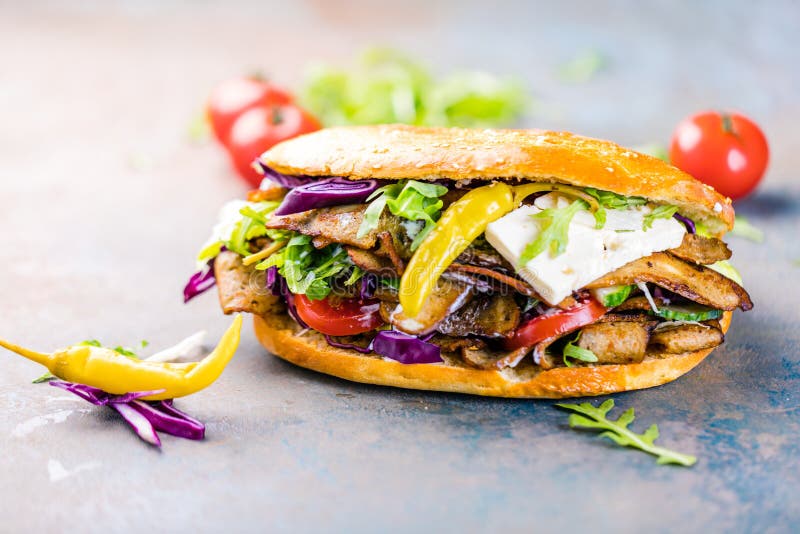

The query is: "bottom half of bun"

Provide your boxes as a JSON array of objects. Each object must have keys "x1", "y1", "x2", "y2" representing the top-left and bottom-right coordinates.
[{"x1": 251, "y1": 309, "x2": 732, "y2": 399}]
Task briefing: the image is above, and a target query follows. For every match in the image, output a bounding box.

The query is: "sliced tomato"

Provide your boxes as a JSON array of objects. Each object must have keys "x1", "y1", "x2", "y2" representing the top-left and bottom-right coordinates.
[
  {"x1": 294, "y1": 294, "x2": 384, "y2": 336},
  {"x1": 502, "y1": 298, "x2": 607, "y2": 351}
]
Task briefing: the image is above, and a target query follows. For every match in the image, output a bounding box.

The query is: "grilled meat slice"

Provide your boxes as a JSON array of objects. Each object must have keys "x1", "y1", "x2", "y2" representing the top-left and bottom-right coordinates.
[
  {"x1": 214, "y1": 251, "x2": 282, "y2": 316},
  {"x1": 448, "y1": 263, "x2": 541, "y2": 298},
  {"x1": 460, "y1": 344, "x2": 530, "y2": 370},
  {"x1": 346, "y1": 247, "x2": 397, "y2": 276},
  {"x1": 437, "y1": 293, "x2": 521, "y2": 338},
  {"x1": 587, "y1": 252, "x2": 752, "y2": 311},
  {"x1": 455, "y1": 245, "x2": 515, "y2": 271},
  {"x1": 649, "y1": 320, "x2": 724, "y2": 354},
  {"x1": 536, "y1": 313, "x2": 650, "y2": 369},
  {"x1": 668, "y1": 234, "x2": 731, "y2": 265},
  {"x1": 380, "y1": 280, "x2": 473, "y2": 335},
  {"x1": 614, "y1": 295, "x2": 670, "y2": 312},
  {"x1": 576, "y1": 320, "x2": 657, "y2": 364},
  {"x1": 266, "y1": 204, "x2": 412, "y2": 255}
]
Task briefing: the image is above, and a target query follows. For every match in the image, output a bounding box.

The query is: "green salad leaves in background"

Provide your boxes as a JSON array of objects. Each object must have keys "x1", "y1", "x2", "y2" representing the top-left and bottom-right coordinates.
[{"x1": 301, "y1": 48, "x2": 528, "y2": 128}]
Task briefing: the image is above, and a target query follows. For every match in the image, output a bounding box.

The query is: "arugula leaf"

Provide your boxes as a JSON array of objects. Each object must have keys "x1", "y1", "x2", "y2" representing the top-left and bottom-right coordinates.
[
  {"x1": 584, "y1": 187, "x2": 648, "y2": 210},
  {"x1": 301, "y1": 47, "x2": 528, "y2": 128},
  {"x1": 730, "y1": 216, "x2": 764, "y2": 243},
  {"x1": 357, "y1": 180, "x2": 448, "y2": 250},
  {"x1": 555, "y1": 399, "x2": 697, "y2": 467},
  {"x1": 32, "y1": 372, "x2": 55, "y2": 384},
  {"x1": 520, "y1": 200, "x2": 587, "y2": 264},
  {"x1": 562, "y1": 332, "x2": 598, "y2": 367},
  {"x1": 643, "y1": 205, "x2": 679, "y2": 231},
  {"x1": 381, "y1": 278, "x2": 400, "y2": 290},
  {"x1": 256, "y1": 233, "x2": 362, "y2": 300}
]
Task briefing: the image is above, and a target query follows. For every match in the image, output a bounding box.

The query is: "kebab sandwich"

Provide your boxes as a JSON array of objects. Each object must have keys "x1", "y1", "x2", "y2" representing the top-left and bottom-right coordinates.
[{"x1": 185, "y1": 125, "x2": 752, "y2": 398}]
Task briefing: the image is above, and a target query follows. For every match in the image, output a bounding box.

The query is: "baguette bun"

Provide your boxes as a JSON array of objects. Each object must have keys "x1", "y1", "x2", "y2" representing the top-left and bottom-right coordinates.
[
  {"x1": 252, "y1": 309, "x2": 732, "y2": 399},
  {"x1": 260, "y1": 124, "x2": 734, "y2": 235}
]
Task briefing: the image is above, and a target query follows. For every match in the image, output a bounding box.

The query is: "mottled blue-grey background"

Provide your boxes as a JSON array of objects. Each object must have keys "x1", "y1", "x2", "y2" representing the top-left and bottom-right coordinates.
[{"x1": 0, "y1": 1, "x2": 798, "y2": 532}]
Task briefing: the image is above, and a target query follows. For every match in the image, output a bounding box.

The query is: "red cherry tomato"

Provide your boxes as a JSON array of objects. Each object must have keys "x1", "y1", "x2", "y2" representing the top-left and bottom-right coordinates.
[
  {"x1": 294, "y1": 294, "x2": 384, "y2": 336},
  {"x1": 502, "y1": 298, "x2": 607, "y2": 351},
  {"x1": 226, "y1": 104, "x2": 321, "y2": 187},
  {"x1": 206, "y1": 77, "x2": 293, "y2": 144},
  {"x1": 669, "y1": 111, "x2": 768, "y2": 200}
]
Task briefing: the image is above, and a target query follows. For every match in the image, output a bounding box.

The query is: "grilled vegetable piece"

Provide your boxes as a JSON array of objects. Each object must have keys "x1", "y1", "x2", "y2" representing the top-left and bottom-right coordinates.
[
  {"x1": 652, "y1": 303, "x2": 723, "y2": 322},
  {"x1": 591, "y1": 285, "x2": 634, "y2": 307},
  {"x1": 587, "y1": 252, "x2": 752, "y2": 311},
  {"x1": 436, "y1": 293, "x2": 521, "y2": 338},
  {"x1": 381, "y1": 280, "x2": 473, "y2": 335}
]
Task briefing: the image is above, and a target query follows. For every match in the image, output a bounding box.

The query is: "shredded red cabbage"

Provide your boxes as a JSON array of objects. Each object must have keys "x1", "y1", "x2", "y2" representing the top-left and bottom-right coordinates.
[
  {"x1": 49, "y1": 381, "x2": 205, "y2": 446},
  {"x1": 266, "y1": 268, "x2": 308, "y2": 328},
  {"x1": 370, "y1": 330, "x2": 443, "y2": 364},
  {"x1": 324, "y1": 334, "x2": 373, "y2": 354},
  {"x1": 273, "y1": 177, "x2": 380, "y2": 216},
  {"x1": 360, "y1": 273, "x2": 378, "y2": 300},
  {"x1": 256, "y1": 163, "x2": 315, "y2": 189},
  {"x1": 184, "y1": 260, "x2": 216, "y2": 303},
  {"x1": 673, "y1": 213, "x2": 696, "y2": 234}
]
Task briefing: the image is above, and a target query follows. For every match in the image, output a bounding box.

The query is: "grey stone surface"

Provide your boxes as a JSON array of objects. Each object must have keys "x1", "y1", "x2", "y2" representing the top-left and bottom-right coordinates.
[{"x1": 1, "y1": 1, "x2": 798, "y2": 532}]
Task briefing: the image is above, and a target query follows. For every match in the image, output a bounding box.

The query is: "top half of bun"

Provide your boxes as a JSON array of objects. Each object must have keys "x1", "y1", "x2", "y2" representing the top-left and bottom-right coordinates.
[{"x1": 260, "y1": 125, "x2": 734, "y2": 235}]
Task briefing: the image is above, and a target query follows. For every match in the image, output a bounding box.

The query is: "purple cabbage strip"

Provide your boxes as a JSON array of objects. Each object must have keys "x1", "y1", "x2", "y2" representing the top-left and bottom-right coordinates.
[
  {"x1": 129, "y1": 400, "x2": 205, "y2": 440},
  {"x1": 360, "y1": 273, "x2": 378, "y2": 300},
  {"x1": 266, "y1": 265, "x2": 279, "y2": 295},
  {"x1": 370, "y1": 330, "x2": 443, "y2": 364},
  {"x1": 49, "y1": 381, "x2": 205, "y2": 446},
  {"x1": 256, "y1": 163, "x2": 315, "y2": 189},
  {"x1": 673, "y1": 213, "x2": 696, "y2": 234},
  {"x1": 324, "y1": 335, "x2": 373, "y2": 354},
  {"x1": 273, "y1": 177, "x2": 380, "y2": 216},
  {"x1": 183, "y1": 260, "x2": 216, "y2": 303}
]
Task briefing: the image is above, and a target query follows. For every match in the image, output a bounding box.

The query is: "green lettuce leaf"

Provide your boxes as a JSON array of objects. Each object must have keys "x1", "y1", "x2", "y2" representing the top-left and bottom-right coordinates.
[
  {"x1": 643, "y1": 205, "x2": 679, "y2": 231},
  {"x1": 562, "y1": 332, "x2": 598, "y2": 367},
  {"x1": 256, "y1": 233, "x2": 362, "y2": 300},
  {"x1": 730, "y1": 216, "x2": 764, "y2": 243},
  {"x1": 357, "y1": 180, "x2": 448, "y2": 250}
]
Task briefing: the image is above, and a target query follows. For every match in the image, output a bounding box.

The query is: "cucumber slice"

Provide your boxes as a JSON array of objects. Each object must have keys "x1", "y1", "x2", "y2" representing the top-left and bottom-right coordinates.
[
  {"x1": 651, "y1": 304, "x2": 723, "y2": 322},
  {"x1": 590, "y1": 285, "x2": 633, "y2": 307}
]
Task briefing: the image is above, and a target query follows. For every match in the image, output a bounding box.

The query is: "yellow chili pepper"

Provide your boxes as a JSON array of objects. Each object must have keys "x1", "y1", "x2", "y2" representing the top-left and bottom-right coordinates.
[
  {"x1": 0, "y1": 314, "x2": 242, "y2": 401},
  {"x1": 399, "y1": 182, "x2": 514, "y2": 317}
]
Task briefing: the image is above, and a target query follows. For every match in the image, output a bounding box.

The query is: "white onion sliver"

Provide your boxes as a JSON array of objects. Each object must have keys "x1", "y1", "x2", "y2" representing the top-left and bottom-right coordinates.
[
  {"x1": 145, "y1": 331, "x2": 207, "y2": 363},
  {"x1": 111, "y1": 403, "x2": 161, "y2": 447},
  {"x1": 636, "y1": 282, "x2": 659, "y2": 313}
]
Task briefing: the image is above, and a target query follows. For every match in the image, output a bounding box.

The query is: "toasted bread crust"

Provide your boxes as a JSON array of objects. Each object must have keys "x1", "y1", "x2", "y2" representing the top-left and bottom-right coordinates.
[
  {"x1": 260, "y1": 125, "x2": 734, "y2": 234},
  {"x1": 252, "y1": 309, "x2": 732, "y2": 399}
]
